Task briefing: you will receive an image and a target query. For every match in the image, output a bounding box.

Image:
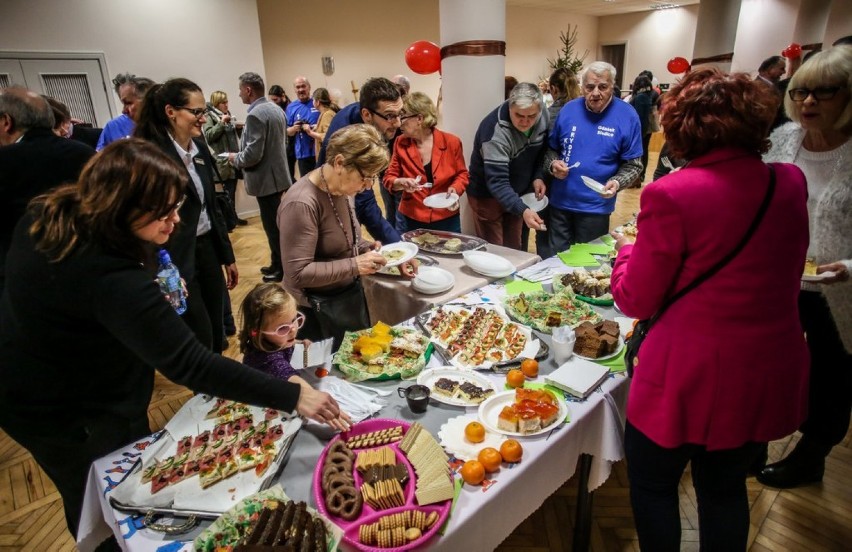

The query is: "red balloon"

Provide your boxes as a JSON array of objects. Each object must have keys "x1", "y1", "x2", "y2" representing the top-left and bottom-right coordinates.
[
  {"x1": 667, "y1": 57, "x2": 690, "y2": 74},
  {"x1": 782, "y1": 43, "x2": 802, "y2": 59},
  {"x1": 405, "y1": 41, "x2": 441, "y2": 75}
]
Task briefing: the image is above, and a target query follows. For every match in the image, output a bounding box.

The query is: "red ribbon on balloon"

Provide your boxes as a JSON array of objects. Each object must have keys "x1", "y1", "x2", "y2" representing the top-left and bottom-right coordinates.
[
  {"x1": 667, "y1": 57, "x2": 691, "y2": 74},
  {"x1": 782, "y1": 43, "x2": 802, "y2": 59},
  {"x1": 405, "y1": 40, "x2": 441, "y2": 75}
]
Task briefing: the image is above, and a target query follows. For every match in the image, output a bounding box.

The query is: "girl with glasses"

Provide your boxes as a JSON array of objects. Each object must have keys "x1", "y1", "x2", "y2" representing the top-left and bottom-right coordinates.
[{"x1": 238, "y1": 283, "x2": 351, "y2": 430}]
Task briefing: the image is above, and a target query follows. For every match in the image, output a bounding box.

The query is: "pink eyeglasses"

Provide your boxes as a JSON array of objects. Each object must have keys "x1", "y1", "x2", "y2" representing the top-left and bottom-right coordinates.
[{"x1": 261, "y1": 312, "x2": 306, "y2": 337}]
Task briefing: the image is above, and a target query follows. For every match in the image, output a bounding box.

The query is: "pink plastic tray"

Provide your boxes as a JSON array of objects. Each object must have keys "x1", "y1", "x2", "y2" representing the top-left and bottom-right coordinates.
[{"x1": 313, "y1": 418, "x2": 452, "y2": 551}]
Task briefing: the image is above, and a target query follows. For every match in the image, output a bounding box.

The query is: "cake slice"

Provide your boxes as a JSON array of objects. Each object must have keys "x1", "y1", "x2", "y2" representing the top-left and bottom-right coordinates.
[
  {"x1": 432, "y1": 378, "x2": 459, "y2": 398},
  {"x1": 497, "y1": 406, "x2": 519, "y2": 433},
  {"x1": 457, "y1": 381, "x2": 493, "y2": 404}
]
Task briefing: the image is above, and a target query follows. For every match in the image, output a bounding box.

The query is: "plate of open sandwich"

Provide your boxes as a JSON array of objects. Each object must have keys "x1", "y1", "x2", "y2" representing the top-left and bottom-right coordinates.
[
  {"x1": 402, "y1": 229, "x2": 486, "y2": 255},
  {"x1": 416, "y1": 367, "x2": 497, "y2": 407},
  {"x1": 552, "y1": 268, "x2": 614, "y2": 306},
  {"x1": 478, "y1": 388, "x2": 569, "y2": 437},
  {"x1": 503, "y1": 290, "x2": 602, "y2": 334},
  {"x1": 334, "y1": 322, "x2": 432, "y2": 382},
  {"x1": 379, "y1": 242, "x2": 418, "y2": 267}
]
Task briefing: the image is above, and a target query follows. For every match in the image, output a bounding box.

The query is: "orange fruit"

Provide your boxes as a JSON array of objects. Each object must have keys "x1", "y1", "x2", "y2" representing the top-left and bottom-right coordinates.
[
  {"x1": 477, "y1": 447, "x2": 502, "y2": 473},
  {"x1": 460, "y1": 460, "x2": 486, "y2": 485},
  {"x1": 464, "y1": 421, "x2": 486, "y2": 444},
  {"x1": 500, "y1": 439, "x2": 523, "y2": 463},
  {"x1": 520, "y1": 358, "x2": 539, "y2": 378},
  {"x1": 506, "y1": 369, "x2": 525, "y2": 389}
]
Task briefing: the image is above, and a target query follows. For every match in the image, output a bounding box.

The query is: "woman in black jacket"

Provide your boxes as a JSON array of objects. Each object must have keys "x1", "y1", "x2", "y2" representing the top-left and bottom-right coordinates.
[
  {"x1": 135, "y1": 79, "x2": 237, "y2": 352},
  {"x1": 0, "y1": 140, "x2": 346, "y2": 538}
]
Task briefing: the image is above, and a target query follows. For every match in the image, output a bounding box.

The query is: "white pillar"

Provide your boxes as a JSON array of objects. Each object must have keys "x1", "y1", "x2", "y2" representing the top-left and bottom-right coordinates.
[
  {"x1": 693, "y1": 0, "x2": 743, "y2": 71},
  {"x1": 823, "y1": 0, "x2": 852, "y2": 46},
  {"x1": 793, "y1": 0, "x2": 832, "y2": 45},
  {"x1": 439, "y1": 0, "x2": 505, "y2": 234}
]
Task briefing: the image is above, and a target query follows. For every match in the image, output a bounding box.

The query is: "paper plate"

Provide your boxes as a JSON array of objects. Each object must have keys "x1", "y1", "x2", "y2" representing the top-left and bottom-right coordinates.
[
  {"x1": 478, "y1": 390, "x2": 569, "y2": 437},
  {"x1": 581, "y1": 175, "x2": 606, "y2": 194},
  {"x1": 412, "y1": 266, "x2": 454, "y2": 295},
  {"x1": 520, "y1": 193, "x2": 548, "y2": 212},
  {"x1": 423, "y1": 194, "x2": 458, "y2": 209},
  {"x1": 802, "y1": 271, "x2": 836, "y2": 282},
  {"x1": 379, "y1": 242, "x2": 418, "y2": 267},
  {"x1": 462, "y1": 251, "x2": 515, "y2": 277}
]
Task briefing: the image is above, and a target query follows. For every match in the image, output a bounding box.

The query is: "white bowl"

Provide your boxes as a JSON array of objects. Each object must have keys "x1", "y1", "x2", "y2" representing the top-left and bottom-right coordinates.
[
  {"x1": 462, "y1": 251, "x2": 514, "y2": 277},
  {"x1": 412, "y1": 266, "x2": 454, "y2": 294}
]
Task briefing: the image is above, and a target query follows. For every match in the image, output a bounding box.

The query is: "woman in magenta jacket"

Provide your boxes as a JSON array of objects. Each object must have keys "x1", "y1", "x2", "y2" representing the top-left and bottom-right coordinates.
[
  {"x1": 383, "y1": 92, "x2": 469, "y2": 233},
  {"x1": 610, "y1": 69, "x2": 810, "y2": 551}
]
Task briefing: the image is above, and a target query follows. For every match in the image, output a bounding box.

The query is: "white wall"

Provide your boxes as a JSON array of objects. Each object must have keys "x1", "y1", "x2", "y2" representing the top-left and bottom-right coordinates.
[
  {"x1": 0, "y1": 0, "x2": 267, "y2": 121},
  {"x1": 255, "y1": 0, "x2": 597, "y2": 107},
  {"x1": 732, "y1": 0, "x2": 800, "y2": 72},
  {"x1": 598, "y1": 6, "x2": 699, "y2": 90},
  {"x1": 823, "y1": 0, "x2": 852, "y2": 46}
]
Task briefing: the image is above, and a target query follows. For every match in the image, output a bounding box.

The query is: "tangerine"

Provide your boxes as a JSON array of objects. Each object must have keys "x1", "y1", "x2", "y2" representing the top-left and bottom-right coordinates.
[
  {"x1": 500, "y1": 439, "x2": 523, "y2": 463},
  {"x1": 464, "y1": 421, "x2": 486, "y2": 444},
  {"x1": 477, "y1": 447, "x2": 502, "y2": 473},
  {"x1": 520, "y1": 358, "x2": 539, "y2": 378},
  {"x1": 460, "y1": 460, "x2": 486, "y2": 485},
  {"x1": 506, "y1": 369, "x2": 525, "y2": 389}
]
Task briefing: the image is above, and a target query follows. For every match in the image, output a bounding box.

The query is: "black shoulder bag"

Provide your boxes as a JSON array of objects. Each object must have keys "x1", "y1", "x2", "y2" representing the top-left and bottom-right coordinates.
[{"x1": 624, "y1": 164, "x2": 777, "y2": 377}]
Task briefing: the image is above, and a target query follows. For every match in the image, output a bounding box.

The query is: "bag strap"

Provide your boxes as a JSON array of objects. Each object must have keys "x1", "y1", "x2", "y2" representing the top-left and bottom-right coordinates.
[{"x1": 647, "y1": 163, "x2": 777, "y2": 327}]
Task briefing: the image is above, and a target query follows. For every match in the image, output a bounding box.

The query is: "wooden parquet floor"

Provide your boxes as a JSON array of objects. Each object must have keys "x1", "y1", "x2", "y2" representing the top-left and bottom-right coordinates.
[{"x1": 2, "y1": 146, "x2": 851, "y2": 551}]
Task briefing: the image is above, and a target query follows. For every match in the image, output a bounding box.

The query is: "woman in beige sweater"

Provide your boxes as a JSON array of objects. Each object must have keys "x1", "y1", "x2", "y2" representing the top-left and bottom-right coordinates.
[
  {"x1": 278, "y1": 124, "x2": 416, "y2": 349},
  {"x1": 307, "y1": 88, "x2": 339, "y2": 162}
]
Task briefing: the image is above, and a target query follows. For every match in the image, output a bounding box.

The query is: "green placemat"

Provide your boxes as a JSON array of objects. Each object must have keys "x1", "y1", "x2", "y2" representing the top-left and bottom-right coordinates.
[
  {"x1": 571, "y1": 243, "x2": 614, "y2": 255},
  {"x1": 504, "y1": 278, "x2": 544, "y2": 295},
  {"x1": 593, "y1": 346, "x2": 627, "y2": 372},
  {"x1": 600, "y1": 235, "x2": 615, "y2": 246},
  {"x1": 557, "y1": 250, "x2": 599, "y2": 267}
]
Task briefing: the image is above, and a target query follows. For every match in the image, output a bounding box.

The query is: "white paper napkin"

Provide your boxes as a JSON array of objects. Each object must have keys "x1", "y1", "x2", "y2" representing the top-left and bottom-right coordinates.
[{"x1": 291, "y1": 338, "x2": 333, "y2": 369}]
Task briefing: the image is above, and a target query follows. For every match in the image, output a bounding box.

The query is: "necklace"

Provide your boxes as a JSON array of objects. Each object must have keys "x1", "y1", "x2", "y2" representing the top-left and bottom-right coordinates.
[{"x1": 319, "y1": 166, "x2": 358, "y2": 258}]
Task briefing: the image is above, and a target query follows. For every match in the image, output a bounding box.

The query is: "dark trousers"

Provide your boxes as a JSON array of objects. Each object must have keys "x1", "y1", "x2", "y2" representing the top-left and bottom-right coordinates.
[
  {"x1": 223, "y1": 177, "x2": 239, "y2": 222},
  {"x1": 256, "y1": 191, "x2": 284, "y2": 272},
  {"x1": 182, "y1": 233, "x2": 226, "y2": 353},
  {"x1": 0, "y1": 414, "x2": 150, "y2": 538},
  {"x1": 548, "y1": 208, "x2": 610, "y2": 253},
  {"x1": 798, "y1": 291, "x2": 852, "y2": 454},
  {"x1": 397, "y1": 213, "x2": 461, "y2": 234},
  {"x1": 380, "y1": 186, "x2": 402, "y2": 230},
  {"x1": 467, "y1": 195, "x2": 524, "y2": 250},
  {"x1": 625, "y1": 421, "x2": 764, "y2": 552},
  {"x1": 297, "y1": 156, "x2": 316, "y2": 179},
  {"x1": 520, "y1": 205, "x2": 553, "y2": 257},
  {"x1": 640, "y1": 132, "x2": 652, "y2": 183}
]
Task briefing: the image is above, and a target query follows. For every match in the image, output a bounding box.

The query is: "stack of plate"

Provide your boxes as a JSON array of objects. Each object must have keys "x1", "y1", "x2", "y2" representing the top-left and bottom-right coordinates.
[
  {"x1": 412, "y1": 266, "x2": 455, "y2": 294},
  {"x1": 462, "y1": 251, "x2": 515, "y2": 278}
]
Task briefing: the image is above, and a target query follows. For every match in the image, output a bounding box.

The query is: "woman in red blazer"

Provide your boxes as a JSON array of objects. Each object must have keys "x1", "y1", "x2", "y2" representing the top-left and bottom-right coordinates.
[
  {"x1": 383, "y1": 92, "x2": 469, "y2": 233},
  {"x1": 610, "y1": 69, "x2": 810, "y2": 551}
]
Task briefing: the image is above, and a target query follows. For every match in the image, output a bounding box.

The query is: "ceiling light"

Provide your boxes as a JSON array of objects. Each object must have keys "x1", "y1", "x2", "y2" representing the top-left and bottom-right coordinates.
[{"x1": 650, "y1": 2, "x2": 680, "y2": 9}]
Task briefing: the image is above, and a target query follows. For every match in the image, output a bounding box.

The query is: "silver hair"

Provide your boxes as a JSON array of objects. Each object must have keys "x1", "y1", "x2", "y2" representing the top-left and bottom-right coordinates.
[
  {"x1": 239, "y1": 72, "x2": 266, "y2": 94},
  {"x1": 392, "y1": 74, "x2": 411, "y2": 94},
  {"x1": 581, "y1": 61, "x2": 617, "y2": 85},
  {"x1": 111, "y1": 72, "x2": 135, "y2": 95},
  {"x1": 0, "y1": 86, "x2": 54, "y2": 132},
  {"x1": 508, "y1": 82, "x2": 543, "y2": 109}
]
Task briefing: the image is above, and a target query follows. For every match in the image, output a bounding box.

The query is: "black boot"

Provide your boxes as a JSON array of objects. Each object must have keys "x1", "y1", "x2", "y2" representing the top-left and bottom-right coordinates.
[
  {"x1": 757, "y1": 440, "x2": 826, "y2": 489},
  {"x1": 748, "y1": 443, "x2": 769, "y2": 476}
]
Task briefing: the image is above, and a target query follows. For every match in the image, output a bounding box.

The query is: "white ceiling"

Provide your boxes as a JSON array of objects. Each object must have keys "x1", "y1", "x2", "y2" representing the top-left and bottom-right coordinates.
[{"x1": 506, "y1": 0, "x2": 700, "y2": 17}]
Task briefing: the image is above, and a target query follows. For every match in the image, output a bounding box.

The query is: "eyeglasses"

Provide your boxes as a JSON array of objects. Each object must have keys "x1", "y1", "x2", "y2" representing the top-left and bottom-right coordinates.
[
  {"x1": 400, "y1": 114, "x2": 419, "y2": 122},
  {"x1": 788, "y1": 86, "x2": 843, "y2": 102},
  {"x1": 584, "y1": 83, "x2": 611, "y2": 92},
  {"x1": 355, "y1": 167, "x2": 380, "y2": 187},
  {"x1": 261, "y1": 312, "x2": 306, "y2": 337},
  {"x1": 150, "y1": 195, "x2": 187, "y2": 221},
  {"x1": 175, "y1": 106, "x2": 208, "y2": 118},
  {"x1": 368, "y1": 108, "x2": 402, "y2": 122}
]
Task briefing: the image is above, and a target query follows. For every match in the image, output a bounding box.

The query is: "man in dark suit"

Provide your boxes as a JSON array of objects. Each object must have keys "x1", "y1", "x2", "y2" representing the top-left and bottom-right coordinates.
[
  {"x1": 230, "y1": 72, "x2": 292, "y2": 282},
  {"x1": 0, "y1": 86, "x2": 95, "y2": 292},
  {"x1": 68, "y1": 122, "x2": 102, "y2": 149}
]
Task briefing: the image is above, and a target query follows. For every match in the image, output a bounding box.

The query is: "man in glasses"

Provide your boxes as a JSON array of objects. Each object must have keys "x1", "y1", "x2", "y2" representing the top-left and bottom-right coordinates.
[
  {"x1": 96, "y1": 73, "x2": 154, "y2": 151},
  {"x1": 0, "y1": 86, "x2": 94, "y2": 292},
  {"x1": 229, "y1": 72, "x2": 291, "y2": 283},
  {"x1": 317, "y1": 77, "x2": 403, "y2": 245},
  {"x1": 544, "y1": 61, "x2": 643, "y2": 253}
]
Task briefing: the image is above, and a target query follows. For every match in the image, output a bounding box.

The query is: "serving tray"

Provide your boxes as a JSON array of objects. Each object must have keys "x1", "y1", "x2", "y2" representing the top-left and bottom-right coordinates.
[{"x1": 402, "y1": 229, "x2": 487, "y2": 256}]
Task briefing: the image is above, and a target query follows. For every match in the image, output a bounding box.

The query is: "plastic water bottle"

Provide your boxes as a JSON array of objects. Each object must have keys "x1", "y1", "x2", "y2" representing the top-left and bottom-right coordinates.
[{"x1": 157, "y1": 249, "x2": 187, "y2": 315}]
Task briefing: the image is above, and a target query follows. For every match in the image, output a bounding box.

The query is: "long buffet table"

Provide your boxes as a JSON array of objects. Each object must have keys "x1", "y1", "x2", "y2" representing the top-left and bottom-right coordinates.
[{"x1": 78, "y1": 248, "x2": 629, "y2": 552}]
